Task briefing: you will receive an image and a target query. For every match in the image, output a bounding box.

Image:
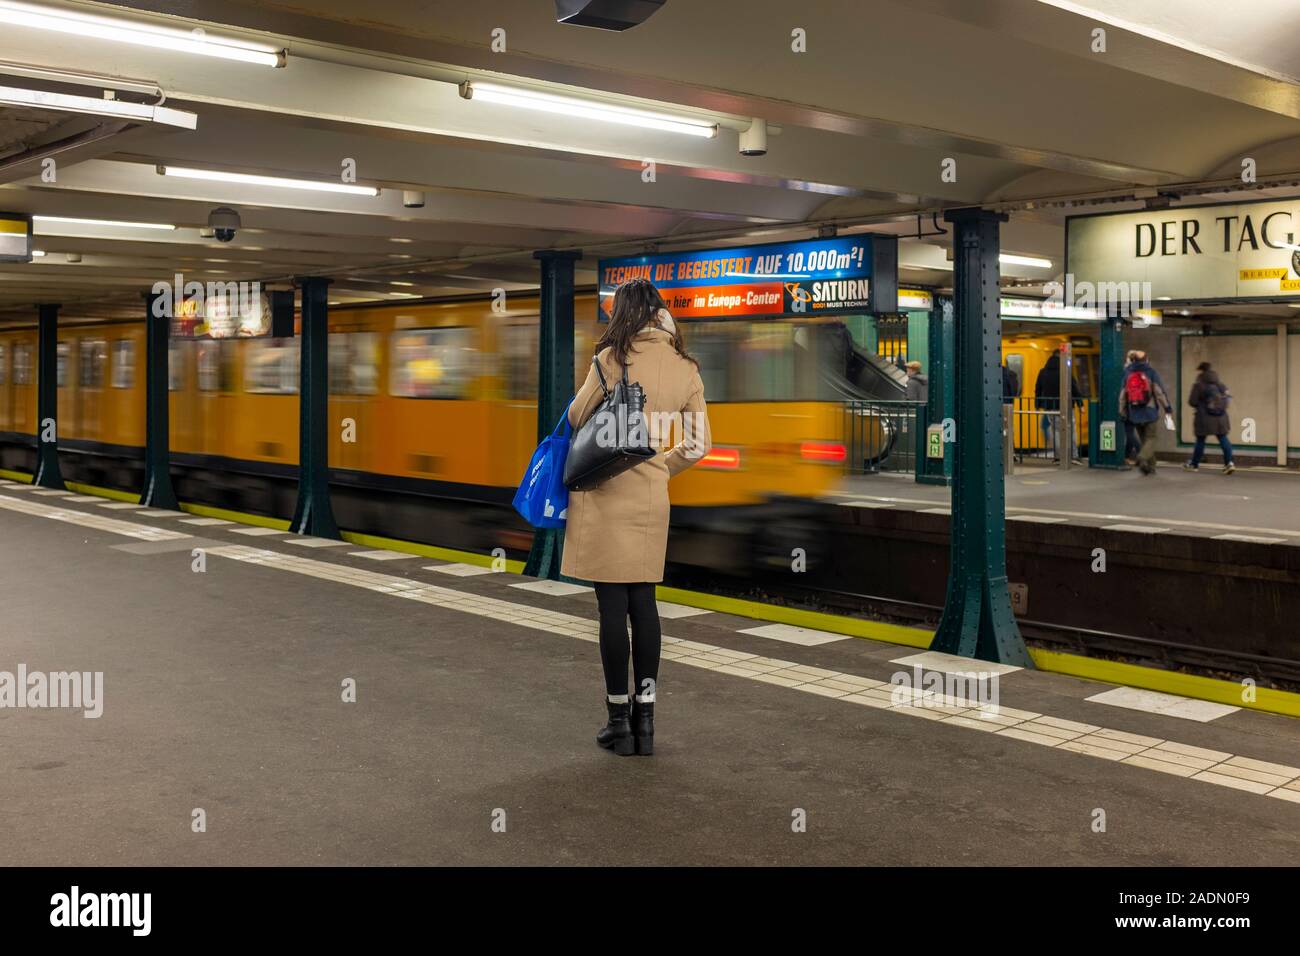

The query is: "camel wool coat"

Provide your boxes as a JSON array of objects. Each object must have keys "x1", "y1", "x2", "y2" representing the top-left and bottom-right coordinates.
[{"x1": 560, "y1": 324, "x2": 711, "y2": 583}]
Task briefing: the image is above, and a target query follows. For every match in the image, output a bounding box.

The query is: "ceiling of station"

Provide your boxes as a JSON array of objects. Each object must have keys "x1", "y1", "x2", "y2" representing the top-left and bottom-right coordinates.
[{"x1": 2, "y1": 0, "x2": 1300, "y2": 321}]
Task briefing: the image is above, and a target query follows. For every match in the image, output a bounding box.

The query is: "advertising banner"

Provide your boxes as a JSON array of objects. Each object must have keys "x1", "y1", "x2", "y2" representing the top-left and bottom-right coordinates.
[
  {"x1": 1067, "y1": 199, "x2": 1300, "y2": 303},
  {"x1": 0, "y1": 213, "x2": 32, "y2": 262},
  {"x1": 598, "y1": 235, "x2": 896, "y2": 320}
]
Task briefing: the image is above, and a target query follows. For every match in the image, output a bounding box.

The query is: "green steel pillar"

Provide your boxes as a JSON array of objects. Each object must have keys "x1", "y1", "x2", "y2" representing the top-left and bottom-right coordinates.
[
  {"x1": 289, "y1": 277, "x2": 340, "y2": 538},
  {"x1": 140, "y1": 291, "x2": 178, "y2": 509},
  {"x1": 1092, "y1": 317, "x2": 1126, "y2": 469},
  {"x1": 930, "y1": 209, "x2": 1032, "y2": 667},
  {"x1": 918, "y1": 296, "x2": 954, "y2": 486},
  {"x1": 523, "y1": 249, "x2": 581, "y2": 580},
  {"x1": 33, "y1": 303, "x2": 65, "y2": 490}
]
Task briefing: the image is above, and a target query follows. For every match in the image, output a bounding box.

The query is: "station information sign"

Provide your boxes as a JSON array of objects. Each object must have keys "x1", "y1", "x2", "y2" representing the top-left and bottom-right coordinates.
[
  {"x1": 0, "y1": 212, "x2": 32, "y2": 262},
  {"x1": 1067, "y1": 198, "x2": 1300, "y2": 304},
  {"x1": 598, "y1": 234, "x2": 896, "y2": 320}
]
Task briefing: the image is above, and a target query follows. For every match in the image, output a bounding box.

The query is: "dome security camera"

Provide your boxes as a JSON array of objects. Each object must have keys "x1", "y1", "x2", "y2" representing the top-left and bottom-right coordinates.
[{"x1": 207, "y1": 206, "x2": 241, "y2": 243}]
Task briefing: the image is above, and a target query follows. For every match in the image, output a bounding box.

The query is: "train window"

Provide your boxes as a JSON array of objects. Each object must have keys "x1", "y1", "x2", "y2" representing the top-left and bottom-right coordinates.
[
  {"x1": 0, "y1": 343, "x2": 6, "y2": 385},
  {"x1": 13, "y1": 343, "x2": 32, "y2": 385},
  {"x1": 499, "y1": 322, "x2": 539, "y2": 400},
  {"x1": 79, "y1": 339, "x2": 107, "y2": 388},
  {"x1": 1005, "y1": 353, "x2": 1024, "y2": 396},
  {"x1": 243, "y1": 338, "x2": 299, "y2": 394},
  {"x1": 389, "y1": 327, "x2": 474, "y2": 399},
  {"x1": 111, "y1": 339, "x2": 135, "y2": 389},
  {"x1": 168, "y1": 344, "x2": 184, "y2": 391},
  {"x1": 1073, "y1": 354, "x2": 1093, "y2": 398},
  {"x1": 328, "y1": 332, "x2": 379, "y2": 395}
]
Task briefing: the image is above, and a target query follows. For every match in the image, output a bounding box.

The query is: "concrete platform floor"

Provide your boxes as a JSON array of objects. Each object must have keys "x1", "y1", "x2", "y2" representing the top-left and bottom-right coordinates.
[
  {"x1": 834, "y1": 464, "x2": 1300, "y2": 544},
  {"x1": 2, "y1": 480, "x2": 1299, "y2": 866}
]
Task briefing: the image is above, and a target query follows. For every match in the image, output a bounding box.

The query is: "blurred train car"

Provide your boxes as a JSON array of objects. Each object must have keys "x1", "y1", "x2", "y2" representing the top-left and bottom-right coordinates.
[{"x1": 0, "y1": 294, "x2": 856, "y2": 568}]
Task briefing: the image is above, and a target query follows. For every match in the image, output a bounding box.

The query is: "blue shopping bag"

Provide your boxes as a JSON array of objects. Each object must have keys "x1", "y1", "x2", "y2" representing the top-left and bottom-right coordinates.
[{"x1": 512, "y1": 405, "x2": 572, "y2": 529}]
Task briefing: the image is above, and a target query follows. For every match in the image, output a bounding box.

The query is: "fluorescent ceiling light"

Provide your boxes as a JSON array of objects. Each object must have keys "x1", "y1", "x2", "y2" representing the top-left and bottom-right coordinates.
[
  {"x1": 0, "y1": 0, "x2": 285, "y2": 67},
  {"x1": 158, "y1": 165, "x2": 379, "y2": 196},
  {"x1": 999, "y1": 253, "x2": 1053, "y2": 269},
  {"x1": 461, "y1": 81, "x2": 718, "y2": 138},
  {"x1": 0, "y1": 84, "x2": 196, "y2": 129},
  {"x1": 31, "y1": 249, "x2": 45, "y2": 257},
  {"x1": 34, "y1": 215, "x2": 175, "y2": 231}
]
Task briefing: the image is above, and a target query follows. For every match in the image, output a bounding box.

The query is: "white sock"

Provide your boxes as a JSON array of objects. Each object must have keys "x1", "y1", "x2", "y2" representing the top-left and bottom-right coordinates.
[{"x1": 607, "y1": 693, "x2": 629, "y2": 704}]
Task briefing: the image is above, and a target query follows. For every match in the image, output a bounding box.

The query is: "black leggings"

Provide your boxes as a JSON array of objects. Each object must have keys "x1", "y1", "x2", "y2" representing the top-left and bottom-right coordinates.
[{"x1": 594, "y1": 582, "x2": 661, "y2": 700}]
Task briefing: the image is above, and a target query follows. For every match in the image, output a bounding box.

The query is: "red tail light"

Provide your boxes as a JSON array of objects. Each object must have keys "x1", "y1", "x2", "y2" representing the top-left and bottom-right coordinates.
[
  {"x1": 699, "y1": 447, "x2": 741, "y2": 470},
  {"x1": 800, "y1": 441, "x2": 846, "y2": 463}
]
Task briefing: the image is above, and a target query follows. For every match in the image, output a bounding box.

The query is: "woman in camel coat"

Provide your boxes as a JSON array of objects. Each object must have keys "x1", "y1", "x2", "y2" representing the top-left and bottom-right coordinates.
[{"x1": 562, "y1": 278, "x2": 711, "y2": 757}]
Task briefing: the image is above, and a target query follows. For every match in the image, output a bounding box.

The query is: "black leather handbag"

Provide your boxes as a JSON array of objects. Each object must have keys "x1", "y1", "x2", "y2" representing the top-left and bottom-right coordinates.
[{"x1": 564, "y1": 356, "x2": 656, "y2": 491}]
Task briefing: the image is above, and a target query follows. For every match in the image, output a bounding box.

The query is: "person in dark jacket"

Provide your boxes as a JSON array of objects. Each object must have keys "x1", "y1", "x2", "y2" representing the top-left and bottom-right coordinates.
[
  {"x1": 1001, "y1": 363, "x2": 1019, "y2": 404},
  {"x1": 1117, "y1": 350, "x2": 1173, "y2": 475},
  {"x1": 1034, "y1": 351, "x2": 1083, "y2": 460},
  {"x1": 1183, "y1": 361, "x2": 1235, "y2": 474}
]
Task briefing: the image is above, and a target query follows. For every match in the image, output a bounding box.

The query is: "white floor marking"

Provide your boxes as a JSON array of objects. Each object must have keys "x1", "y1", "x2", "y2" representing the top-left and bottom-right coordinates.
[
  {"x1": 1086, "y1": 686, "x2": 1241, "y2": 722},
  {"x1": 1101, "y1": 523, "x2": 1169, "y2": 533},
  {"x1": 229, "y1": 527, "x2": 288, "y2": 536},
  {"x1": 0, "y1": 494, "x2": 188, "y2": 541},
  {"x1": 11, "y1": 491, "x2": 1295, "y2": 806},
  {"x1": 918, "y1": 507, "x2": 951, "y2": 515},
  {"x1": 64, "y1": 495, "x2": 104, "y2": 503},
  {"x1": 136, "y1": 509, "x2": 183, "y2": 517},
  {"x1": 180, "y1": 517, "x2": 234, "y2": 526},
  {"x1": 656, "y1": 601, "x2": 712, "y2": 619},
  {"x1": 284, "y1": 537, "x2": 348, "y2": 548},
  {"x1": 841, "y1": 499, "x2": 896, "y2": 509},
  {"x1": 890, "y1": 650, "x2": 1024, "y2": 677},
  {"x1": 349, "y1": 550, "x2": 416, "y2": 561},
  {"x1": 31, "y1": 489, "x2": 72, "y2": 496},
  {"x1": 1212, "y1": 533, "x2": 1286, "y2": 544},
  {"x1": 426, "y1": 563, "x2": 493, "y2": 576},
  {"x1": 181, "y1": 542, "x2": 1300, "y2": 807},
  {"x1": 510, "y1": 580, "x2": 592, "y2": 596},
  {"x1": 97, "y1": 501, "x2": 141, "y2": 510},
  {"x1": 1006, "y1": 514, "x2": 1069, "y2": 524},
  {"x1": 737, "y1": 623, "x2": 850, "y2": 646}
]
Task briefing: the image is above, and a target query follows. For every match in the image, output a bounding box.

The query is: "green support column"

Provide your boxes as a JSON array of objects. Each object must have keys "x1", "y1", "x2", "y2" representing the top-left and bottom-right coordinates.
[
  {"x1": 289, "y1": 277, "x2": 340, "y2": 539},
  {"x1": 523, "y1": 249, "x2": 581, "y2": 580},
  {"x1": 140, "y1": 291, "x2": 178, "y2": 509},
  {"x1": 918, "y1": 296, "x2": 954, "y2": 486},
  {"x1": 930, "y1": 209, "x2": 1032, "y2": 667},
  {"x1": 33, "y1": 303, "x2": 65, "y2": 489},
  {"x1": 1092, "y1": 316, "x2": 1126, "y2": 469}
]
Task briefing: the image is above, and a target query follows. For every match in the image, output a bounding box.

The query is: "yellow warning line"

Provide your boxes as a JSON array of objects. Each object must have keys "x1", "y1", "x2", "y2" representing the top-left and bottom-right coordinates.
[
  {"x1": 655, "y1": 585, "x2": 932, "y2": 648},
  {"x1": 5, "y1": 467, "x2": 1297, "y2": 719}
]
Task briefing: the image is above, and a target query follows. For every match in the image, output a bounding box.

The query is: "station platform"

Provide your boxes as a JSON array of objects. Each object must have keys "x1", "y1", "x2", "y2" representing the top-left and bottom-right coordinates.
[
  {"x1": 832, "y1": 464, "x2": 1300, "y2": 544},
  {"x1": 3, "y1": 477, "x2": 1299, "y2": 866}
]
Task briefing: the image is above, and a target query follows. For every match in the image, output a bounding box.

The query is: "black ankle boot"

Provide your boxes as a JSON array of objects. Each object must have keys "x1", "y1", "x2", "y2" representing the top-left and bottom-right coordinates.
[
  {"x1": 596, "y1": 700, "x2": 634, "y2": 755},
  {"x1": 631, "y1": 698, "x2": 654, "y2": 756}
]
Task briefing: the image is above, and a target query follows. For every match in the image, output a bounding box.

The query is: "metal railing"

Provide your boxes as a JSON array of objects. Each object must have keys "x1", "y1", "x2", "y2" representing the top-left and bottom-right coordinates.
[
  {"x1": 1009, "y1": 399, "x2": 1086, "y2": 467},
  {"x1": 843, "y1": 400, "x2": 926, "y2": 475}
]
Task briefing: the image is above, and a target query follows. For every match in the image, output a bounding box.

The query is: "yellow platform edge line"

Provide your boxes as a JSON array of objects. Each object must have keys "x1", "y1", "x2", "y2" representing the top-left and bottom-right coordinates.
[
  {"x1": 6, "y1": 468, "x2": 1296, "y2": 719},
  {"x1": 656, "y1": 585, "x2": 1300, "y2": 720},
  {"x1": 340, "y1": 529, "x2": 526, "y2": 574},
  {"x1": 655, "y1": 585, "x2": 932, "y2": 648}
]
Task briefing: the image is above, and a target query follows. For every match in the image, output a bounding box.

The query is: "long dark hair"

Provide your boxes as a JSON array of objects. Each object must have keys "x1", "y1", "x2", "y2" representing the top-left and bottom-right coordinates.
[{"x1": 597, "y1": 278, "x2": 696, "y2": 367}]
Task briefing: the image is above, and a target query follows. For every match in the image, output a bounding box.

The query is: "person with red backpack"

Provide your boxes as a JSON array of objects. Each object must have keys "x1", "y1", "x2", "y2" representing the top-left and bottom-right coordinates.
[
  {"x1": 1183, "y1": 361, "x2": 1236, "y2": 474},
  {"x1": 1117, "y1": 350, "x2": 1173, "y2": 475}
]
